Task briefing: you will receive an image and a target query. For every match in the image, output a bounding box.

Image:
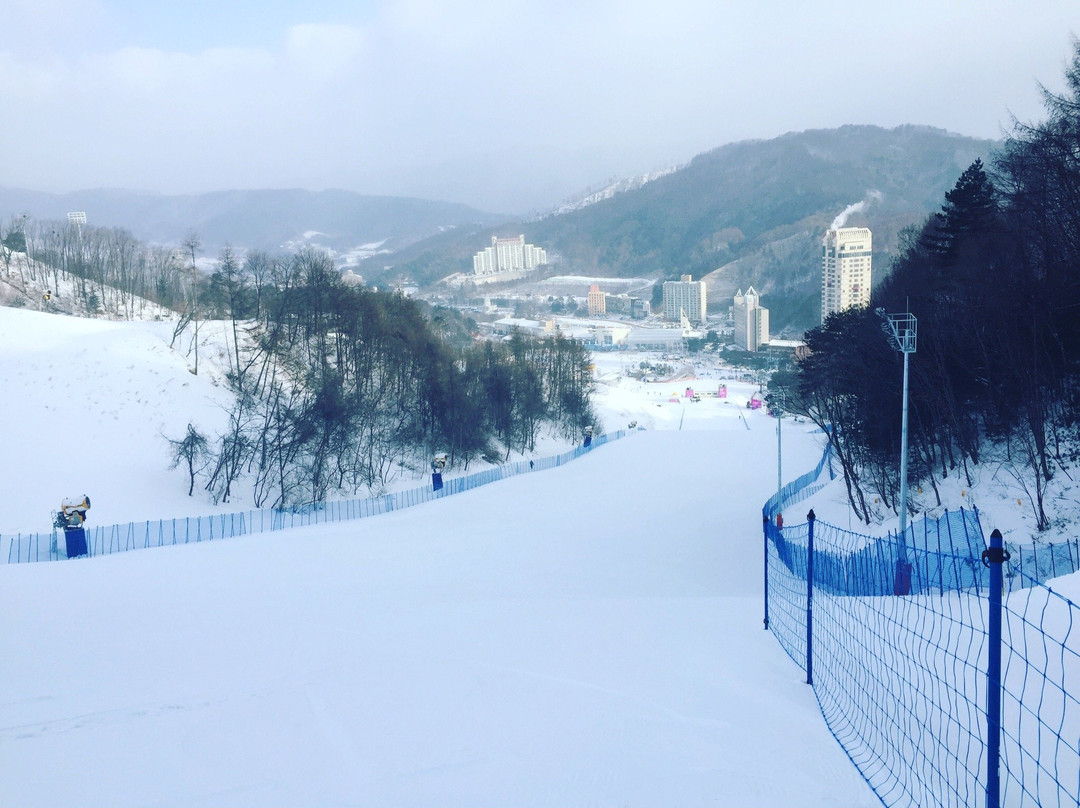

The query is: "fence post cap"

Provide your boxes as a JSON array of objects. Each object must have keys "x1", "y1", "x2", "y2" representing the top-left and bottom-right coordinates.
[{"x1": 807, "y1": 509, "x2": 816, "y2": 521}]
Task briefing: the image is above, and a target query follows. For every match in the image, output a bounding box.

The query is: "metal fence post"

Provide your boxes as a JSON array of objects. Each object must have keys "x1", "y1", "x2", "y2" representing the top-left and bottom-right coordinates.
[
  {"x1": 982, "y1": 528, "x2": 1009, "y2": 808},
  {"x1": 806, "y1": 508, "x2": 815, "y2": 686},
  {"x1": 763, "y1": 514, "x2": 770, "y2": 630}
]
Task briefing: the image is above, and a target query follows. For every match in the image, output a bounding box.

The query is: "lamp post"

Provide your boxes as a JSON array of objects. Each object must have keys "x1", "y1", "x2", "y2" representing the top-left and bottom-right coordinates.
[
  {"x1": 766, "y1": 390, "x2": 786, "y2": 526},
  {"x1": 877, "y1": 307, "x2": 917, "y2": 595}
]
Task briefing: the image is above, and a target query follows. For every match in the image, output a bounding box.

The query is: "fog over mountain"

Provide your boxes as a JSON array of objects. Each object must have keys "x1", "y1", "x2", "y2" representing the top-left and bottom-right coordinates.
[{"x1": 0, "y1": 187, "x2": 508, "y2": 258}]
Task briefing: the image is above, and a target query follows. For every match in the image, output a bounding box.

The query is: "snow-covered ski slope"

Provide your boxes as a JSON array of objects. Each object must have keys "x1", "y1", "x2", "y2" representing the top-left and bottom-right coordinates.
[
  {"x1": 0, "y1": 307, "x2": 878, "y2": 806},
  {"x1": 1, "y1": 432, "x2": 878, "y2": 807},
  {"x1": 0, "y1": 306, "x2": 234, "y2": 533}
]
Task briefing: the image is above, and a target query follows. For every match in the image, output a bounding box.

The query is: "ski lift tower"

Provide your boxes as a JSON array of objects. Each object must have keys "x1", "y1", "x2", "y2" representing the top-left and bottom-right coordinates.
[{"x1": 877, "y1": 306, "x2": 917, "y2": 595}]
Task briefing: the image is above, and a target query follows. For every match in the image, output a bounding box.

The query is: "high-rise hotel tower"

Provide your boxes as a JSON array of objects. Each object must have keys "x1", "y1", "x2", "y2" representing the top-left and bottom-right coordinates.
[{"x1": 821, "y1": 227, "x2": 872, "y2": 324}]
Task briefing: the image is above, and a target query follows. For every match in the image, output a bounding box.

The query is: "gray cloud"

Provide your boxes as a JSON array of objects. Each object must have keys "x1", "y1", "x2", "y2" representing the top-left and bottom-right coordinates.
[{"x1": 1, "y1": 1, "x2": 1077, "y2": 212}]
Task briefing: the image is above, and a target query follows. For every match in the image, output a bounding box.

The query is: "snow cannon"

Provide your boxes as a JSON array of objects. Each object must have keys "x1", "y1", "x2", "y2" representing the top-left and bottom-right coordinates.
[
  {"x1": 431, "y1": 453, "x2": 448, "y2": 492},
  {"x1": 56, "y1": 495, "x2": 90, "y2": 529},
  {"x1": 54, "y1": 495, "x2": 90, "y2": 558}
]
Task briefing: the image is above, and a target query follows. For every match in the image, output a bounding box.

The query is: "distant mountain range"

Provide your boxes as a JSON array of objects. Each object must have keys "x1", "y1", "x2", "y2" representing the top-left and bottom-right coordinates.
[
  {"x1": 2, "y1": 125, "x2": 1001, "y2": 334},
  {"x1": 0, "y1": 187, "x2": 508, "y2": 261}
]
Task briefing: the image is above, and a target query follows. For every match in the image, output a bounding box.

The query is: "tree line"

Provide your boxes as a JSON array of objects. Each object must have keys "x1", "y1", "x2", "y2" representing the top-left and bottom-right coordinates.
[
  {"x1": 773, "y1": 44, "x2": 1080, "y2": 530},
  {"x1": 0, "y1": 213, "x2": 599, "y2": 509},
  {"x1": 0, "y1": 216, "x2": 188, "y2": 317},
  {"x1": 173, "y1": 249, "x2": 598, "y2": 508}
]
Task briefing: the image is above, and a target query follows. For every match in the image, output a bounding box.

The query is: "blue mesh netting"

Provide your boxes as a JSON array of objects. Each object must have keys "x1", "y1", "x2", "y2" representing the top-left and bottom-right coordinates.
[
  {"x1": 765, "y1": 506, "x2": 1080, "y2": 808},
  {"x1": 4, "y1": 429, "x2": 631, "y2": 564}
]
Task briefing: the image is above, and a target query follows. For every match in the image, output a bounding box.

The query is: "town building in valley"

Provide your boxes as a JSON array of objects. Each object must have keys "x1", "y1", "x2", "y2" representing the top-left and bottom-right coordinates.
[
  {"x1": 821, "y1": 227, "x2": 872, "y2": 323},
  {"x1": 733, "y1": 286, "x2": 769, "y2": 351},
  {"x1": 473, "y1": 235, "x2": 548, "y2": 277},
  {"x1": 662, "y1": 275, "x2": 707, "y2": 325}
]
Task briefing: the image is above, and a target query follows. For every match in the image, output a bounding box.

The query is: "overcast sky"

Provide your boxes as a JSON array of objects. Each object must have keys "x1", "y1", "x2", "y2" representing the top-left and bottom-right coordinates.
[{"x1": 1, "y1": 0, "x2": 1077, "y2": 213}]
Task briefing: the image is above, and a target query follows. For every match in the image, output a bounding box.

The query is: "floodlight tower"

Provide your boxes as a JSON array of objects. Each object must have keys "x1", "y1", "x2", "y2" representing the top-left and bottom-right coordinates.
[
  {"x1": 67, "y1": 212, "x2": 87, "y2": 290},
  {"x1": 67, "y1": 211, "x2": 86, "y2": 246},
  {"x1": 877, "y1": 306, "x2": 917, "y2": 594}
]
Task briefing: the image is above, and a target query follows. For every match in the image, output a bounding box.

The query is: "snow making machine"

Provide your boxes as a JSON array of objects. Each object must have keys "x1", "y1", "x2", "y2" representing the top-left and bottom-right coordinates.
[
  {"x1": 54, "y1": 495, "x2": 90, "y2": 558},
  {"x1": 431, "y1": 453, "x2": 448, "y2": 492}
]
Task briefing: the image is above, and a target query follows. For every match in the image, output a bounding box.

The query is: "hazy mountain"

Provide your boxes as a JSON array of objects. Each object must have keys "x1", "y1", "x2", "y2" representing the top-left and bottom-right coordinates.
[
  {"x1": 2, "y1": 125, "x2": 1001, "y2": 334},
  {"x1": 0, "y1": 187, "x2": 508, "y2": 258},
  {"x1": 386, "y1": 125, "x2": 1001, "y2": 333}
]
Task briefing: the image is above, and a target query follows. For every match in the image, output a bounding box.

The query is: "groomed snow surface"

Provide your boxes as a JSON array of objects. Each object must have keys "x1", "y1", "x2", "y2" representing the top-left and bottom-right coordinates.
[{"x1": 1, "y1": 308, "x2": 879, "y2": 807}]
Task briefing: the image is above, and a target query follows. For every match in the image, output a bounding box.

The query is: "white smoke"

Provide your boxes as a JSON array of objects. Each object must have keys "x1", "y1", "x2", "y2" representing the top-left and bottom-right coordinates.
[{"x1": 831, "y1": 190, "x2": 884, "y2": 230}]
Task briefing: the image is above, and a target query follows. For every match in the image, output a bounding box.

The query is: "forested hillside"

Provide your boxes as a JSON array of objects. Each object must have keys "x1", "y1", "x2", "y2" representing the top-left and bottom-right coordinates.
[
  {"x1": 775, "y1": 47, "x2": 1080, "y2": 531},
  {"x1": 1, "y1": 227, "x2": 598, "y2": 509},
  {"x1": 388, "y1": 125, "x2": 998, "y2": 333},
  {"x1": 172, "y1": 250, "x2": 597, "y2": 508}
]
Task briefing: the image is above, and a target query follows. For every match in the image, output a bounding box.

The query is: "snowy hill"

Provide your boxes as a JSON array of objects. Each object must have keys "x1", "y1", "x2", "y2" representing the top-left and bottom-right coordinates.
[
  {"x1": 6, "y1": 303, "x2": 1077, "y2": 807},
  {"x1": 0, "y1": 305, "x2": 886, "y2": 806},
  {"x1": 0, "y1": 306, "x2": 234, "y2": 533},
  {"x1": 547, "y1": 167, "x2": 681, "y2": 217}
]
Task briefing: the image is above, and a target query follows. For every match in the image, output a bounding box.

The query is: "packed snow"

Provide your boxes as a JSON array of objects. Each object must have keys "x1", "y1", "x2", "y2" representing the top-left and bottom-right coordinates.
[{"x1": 0, "y1": 306, "x2": 887, "y2": 806}]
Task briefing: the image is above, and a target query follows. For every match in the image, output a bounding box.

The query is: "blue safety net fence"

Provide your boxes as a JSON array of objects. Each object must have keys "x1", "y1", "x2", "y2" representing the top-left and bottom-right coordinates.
[
  {"x1": 762, "y1": 435, "x2": 834, "y2": 519},
  {"x1": 765, "y1": 492, "x2": 1080, "y2": 807},
  {"x1": 4, "y1": 429, "x2": 630, "y2": 564}
]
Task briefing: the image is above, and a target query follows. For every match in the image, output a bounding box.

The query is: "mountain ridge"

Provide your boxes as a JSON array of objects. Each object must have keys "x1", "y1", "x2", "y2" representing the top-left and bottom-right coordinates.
[
  {"x1": 3, "y1": 125, "x2": 1001, "y2": 333},
  {"x1": 0, "y1": 186, "x2": 510, "y2": 260},
  {"x1": 386, "y1": 124, "x2": 1001, "y2": 333}
]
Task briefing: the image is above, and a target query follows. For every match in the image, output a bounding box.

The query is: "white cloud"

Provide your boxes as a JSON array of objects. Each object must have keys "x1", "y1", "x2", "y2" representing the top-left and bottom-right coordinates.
[
  {"x1": 284, "y1": 23, "x2": 367, "y2": 82},
  {"x1": 0, "y1": 0, "x2": 1078, "y2": 209}
]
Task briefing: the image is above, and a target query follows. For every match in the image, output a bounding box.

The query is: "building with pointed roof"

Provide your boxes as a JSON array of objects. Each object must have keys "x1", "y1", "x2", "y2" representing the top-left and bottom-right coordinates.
[{"x1": 733, "y1": 286, "x2": 769, "y2": 351}]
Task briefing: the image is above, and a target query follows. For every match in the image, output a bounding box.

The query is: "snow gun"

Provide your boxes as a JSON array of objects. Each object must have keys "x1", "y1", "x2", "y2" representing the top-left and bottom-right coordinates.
[{"x1": 55, "y1": 495, "x2": 91, "y2": 530}]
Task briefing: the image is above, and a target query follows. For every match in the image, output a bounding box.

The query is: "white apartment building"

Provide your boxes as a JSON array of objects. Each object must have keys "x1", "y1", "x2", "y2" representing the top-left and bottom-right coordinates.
[
  {"x1": 662, "y1": 274, "x2": 707, "y2": 325},
  {"x1": 821, "y1": 227, "x2": 872, "y2": 323},
  {"x1": 734, "y1": 286, "x2": 770, "y2": 351},
  {"x1": 473, "y1": 235, "x2": 547, "y2": 276}
]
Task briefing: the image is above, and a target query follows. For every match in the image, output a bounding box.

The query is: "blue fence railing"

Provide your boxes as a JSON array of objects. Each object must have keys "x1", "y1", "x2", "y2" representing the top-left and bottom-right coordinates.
[
  {"x1": 764, "y1": 475, "x2": 1080, "y2": 808},
  {"x1": 4, "y1": 429, "x2": 631, "y2": 564},
  {"x1": 762, "y1": 436, "x2": 834, "y2": 519}
]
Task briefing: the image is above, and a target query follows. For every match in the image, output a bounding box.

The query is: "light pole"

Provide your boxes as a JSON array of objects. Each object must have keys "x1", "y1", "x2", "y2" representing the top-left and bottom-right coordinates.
[
  {"x1": 767, "y1": 390, "x2": 786, "y2": 526},
  {"x1": 877, "y1": 307, "x2": 917, "y2": 594}
]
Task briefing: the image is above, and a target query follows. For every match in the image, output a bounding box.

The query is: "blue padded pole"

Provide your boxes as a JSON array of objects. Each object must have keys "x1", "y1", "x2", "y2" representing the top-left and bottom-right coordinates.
[
  {"x1": 982, "y1": 528, "x2": 1007, "y2": 808},
  {"x1": 763, "y1": 514, "x2": 770, "y2": 630},
  {"x1": 806, "y1": 509, "x2": 815, "y2": 686}
]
